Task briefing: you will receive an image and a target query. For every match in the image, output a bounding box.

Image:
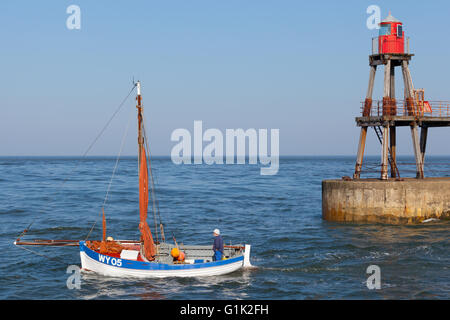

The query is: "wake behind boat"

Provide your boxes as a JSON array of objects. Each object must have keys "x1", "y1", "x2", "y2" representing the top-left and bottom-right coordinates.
[{"x1": 14, "y1": 81, "x2": 252, "y2": 278}]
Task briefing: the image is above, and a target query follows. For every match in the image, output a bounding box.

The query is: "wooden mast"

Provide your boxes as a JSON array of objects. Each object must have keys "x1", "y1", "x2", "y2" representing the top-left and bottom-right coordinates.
[
  {"x1": 136, "y1": 81, "x2": 157, "y2": 260},
  {"x1": 137, "y1": 82, "x2": 143, "y2": 161}
]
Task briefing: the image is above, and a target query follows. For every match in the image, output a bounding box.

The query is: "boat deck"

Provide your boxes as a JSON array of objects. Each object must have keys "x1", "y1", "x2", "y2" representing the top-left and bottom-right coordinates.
[
  {"x1": 154, "y1": 243, "x2": 244, "y2": 264},
  {"x1": 85, "y1": 240, "x2": 245, "y2": 265}
]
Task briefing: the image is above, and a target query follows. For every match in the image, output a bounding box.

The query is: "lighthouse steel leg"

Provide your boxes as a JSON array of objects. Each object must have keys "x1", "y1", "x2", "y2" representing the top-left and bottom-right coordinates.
[
  {"x1": 402, "y1": 61, "x2": 424, "y2": 178},
  {"x1": 383, "y1": 60, "x2": 391, "y2": 100},
  {"x1": 411, "y1": 123, "x2": 424, "y2": 179},
  {"x1": 420, "y1": 125, "x2": 428, "y2": 172},
  {"x1": 380, "y1": 61, "x2": 391, "y2": 180},
  {"x1": 354, "y1": 127, "x2": 368, "y2": 179},
  {"x1": 405, "y1": 64, "x2": 415, "y2": 94},
  {"x1": 354, "y1": 65, "x2": 377, "y2": 179},
  {"x1": 401, "y1": 61, "x2": 414, "y2": 115},
  {"x1": 390, "y1": 64, "x2": 396, "y2": 100},
  {"x1": 390, "y1": 126, "x2": 397, "y2": 178},
  {"x1": 401, "y1": 61, "x2": 413, "y2": 97},
  {"x1": 367, "y1": 66, "x2": 377, "y2": 100},
  {"x1": 389, "y1": 63, "x2": 397, "y2": 177},
  {"x1": 381, "y1": 124, "x2": 389, "y2": 180}
]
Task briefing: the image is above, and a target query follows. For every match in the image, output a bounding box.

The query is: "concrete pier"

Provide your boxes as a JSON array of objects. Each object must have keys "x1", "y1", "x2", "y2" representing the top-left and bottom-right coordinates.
[{"x1": 322, "y1": 177, "x2": 450, "y2": 224}]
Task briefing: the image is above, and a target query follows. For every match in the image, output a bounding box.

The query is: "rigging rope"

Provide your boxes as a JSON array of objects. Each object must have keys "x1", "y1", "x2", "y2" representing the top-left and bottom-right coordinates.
[
  {"x1": 84, "y1": 104, "x2": 135, "y2": 241},
  {"x1": 16, "y1": 83, "x2": 137, "y2": 241}
]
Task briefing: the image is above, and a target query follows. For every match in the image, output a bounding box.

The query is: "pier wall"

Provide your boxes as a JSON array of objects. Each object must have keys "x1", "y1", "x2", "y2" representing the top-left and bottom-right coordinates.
[{"x1": 322, "y1": 178, "x2": 450, "y2": 223}]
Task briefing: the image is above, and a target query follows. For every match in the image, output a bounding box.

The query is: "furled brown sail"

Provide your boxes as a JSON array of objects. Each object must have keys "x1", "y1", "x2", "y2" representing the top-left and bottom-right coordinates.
[{"x1": 137, "y1": 93, "x2": 156, "y2": 261}]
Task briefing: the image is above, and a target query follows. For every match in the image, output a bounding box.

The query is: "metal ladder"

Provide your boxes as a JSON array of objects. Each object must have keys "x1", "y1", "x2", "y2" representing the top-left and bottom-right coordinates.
[{"x1": 373, "y1": 126, "x2": 400, "y2": 178}]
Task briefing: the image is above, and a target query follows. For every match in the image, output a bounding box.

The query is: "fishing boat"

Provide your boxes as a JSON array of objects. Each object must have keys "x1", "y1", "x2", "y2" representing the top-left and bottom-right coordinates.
[{"x1": 14, "y1": 81, "x2": 252, "y2": 278}]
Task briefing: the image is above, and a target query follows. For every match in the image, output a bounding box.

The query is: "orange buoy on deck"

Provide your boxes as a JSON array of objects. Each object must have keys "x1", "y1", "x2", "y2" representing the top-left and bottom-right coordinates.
[{"x1": 171, "y1": 247, "x2": 180, "y2": 258}]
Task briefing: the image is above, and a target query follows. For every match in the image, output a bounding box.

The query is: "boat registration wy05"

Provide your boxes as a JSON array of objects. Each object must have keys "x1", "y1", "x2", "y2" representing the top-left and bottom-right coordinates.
[{"x1": 98, "y1": 254, "x2": 122, "y2": 267}]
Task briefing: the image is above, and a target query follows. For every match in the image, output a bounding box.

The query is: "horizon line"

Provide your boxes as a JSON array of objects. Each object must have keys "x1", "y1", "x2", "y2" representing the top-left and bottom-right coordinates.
[{"x1": 1, "y1": 154, "x2": 450, "y2": 158}]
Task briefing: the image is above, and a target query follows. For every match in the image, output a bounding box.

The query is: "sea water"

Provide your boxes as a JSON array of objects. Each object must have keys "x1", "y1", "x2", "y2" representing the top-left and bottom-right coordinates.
[{"x1": 0, "y1": 156, "x2": 448, "y2": 299}]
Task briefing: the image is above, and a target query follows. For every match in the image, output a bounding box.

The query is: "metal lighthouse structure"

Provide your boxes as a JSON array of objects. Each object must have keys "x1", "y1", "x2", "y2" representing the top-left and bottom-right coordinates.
[{"x1": 353, "y1": 13, "x2": 450, "y2": 180}]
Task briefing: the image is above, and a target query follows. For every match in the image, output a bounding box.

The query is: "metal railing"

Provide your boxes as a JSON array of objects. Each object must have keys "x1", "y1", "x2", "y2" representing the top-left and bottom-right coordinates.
[
  {"x1": 360, "y1": 160, "x2": 450, "y2": 178},
  {"x1": 361, "y1": 100, "x2": 450, "y2": 117},
  {"x1": 371, "y1": 36, "x2": 410, "y2": 55}
]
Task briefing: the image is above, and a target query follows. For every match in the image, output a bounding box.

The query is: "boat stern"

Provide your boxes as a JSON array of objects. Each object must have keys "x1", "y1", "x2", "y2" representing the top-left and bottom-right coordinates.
[{"x1": 243, "y1": 244, "x2": 253, "y2": 267}]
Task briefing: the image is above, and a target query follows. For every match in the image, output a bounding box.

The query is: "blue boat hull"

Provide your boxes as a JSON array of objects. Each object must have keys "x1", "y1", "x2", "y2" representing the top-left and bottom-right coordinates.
[{"x1": 79, "y1": 241, "x2": 249, "y2": 278}]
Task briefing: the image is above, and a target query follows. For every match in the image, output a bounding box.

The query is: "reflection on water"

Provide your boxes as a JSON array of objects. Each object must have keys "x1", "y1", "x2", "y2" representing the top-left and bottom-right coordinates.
[{"x1": 77, "y1": 268, "x2": 255, "y2": 300}]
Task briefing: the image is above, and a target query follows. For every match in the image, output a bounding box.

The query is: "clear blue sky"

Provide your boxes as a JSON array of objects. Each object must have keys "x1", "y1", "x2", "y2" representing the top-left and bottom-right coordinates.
[{"x1": 1, "y1": 0, "x2": 449, "y2": 156}]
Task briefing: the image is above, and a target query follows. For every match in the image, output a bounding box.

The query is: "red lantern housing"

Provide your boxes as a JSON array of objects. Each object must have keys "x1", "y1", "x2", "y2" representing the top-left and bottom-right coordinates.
[{"x1": 378, "y1": 13, "x2": 404, "y2": 54}]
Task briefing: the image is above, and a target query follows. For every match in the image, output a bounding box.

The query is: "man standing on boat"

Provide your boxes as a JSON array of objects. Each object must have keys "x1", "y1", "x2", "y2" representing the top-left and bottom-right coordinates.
[{"x1": 212, "y1": 229, "x2": 224, "y2": 261}]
